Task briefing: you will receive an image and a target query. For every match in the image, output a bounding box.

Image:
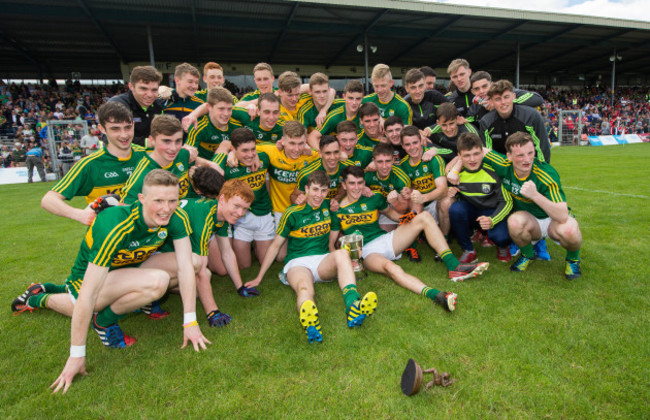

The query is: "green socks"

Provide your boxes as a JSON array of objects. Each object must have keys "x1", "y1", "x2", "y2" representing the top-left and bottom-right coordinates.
[
  {"x1": 95, "y1": 306, "x2": 126, "y2": 327},
  {"x1": 421, "y1": 286, "x2": 442, "y2": 301},
  {"x1": 521, "y1": 244, "x2": 535, "y2": 259},
  {"x1": 566, "y1": 249, "x2": 581, "y2": 260},
  {"x1": 42, "y1": 283, "x2": 67, "y2": 294},
  {"x1": 440, "y1": 249, "x2": 460, "y2": 271},
  {"x1": 27, "y1": 293, "x2": 51, "y2": 308},
  {"x1": 342, "y1": 284, "x2": 360, "y2": 312}
]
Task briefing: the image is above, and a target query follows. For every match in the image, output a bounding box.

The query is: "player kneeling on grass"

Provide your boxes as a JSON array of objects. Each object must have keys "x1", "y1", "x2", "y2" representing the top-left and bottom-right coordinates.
[
  {"x1": 330, "y1": 166, "x2": 489, "y2": 312},
  {"x1": 195, "y1": 175, "x2": 257, "y2": 317},
  {"x1": 457, "y1": 132, "x2": 583, "y2": 279},
  {"x1": 12, "y1": 170, "x2": 211, "y2": 394},
  {"x1": 245, "y1": 171, "x2": 378, "y2": 344},
  {"x1": 445, "y1": 132, "x2": 513, "y2": 263},
  {"x1": 180, "y1": 167, "x2": 254, "y2": 327}
]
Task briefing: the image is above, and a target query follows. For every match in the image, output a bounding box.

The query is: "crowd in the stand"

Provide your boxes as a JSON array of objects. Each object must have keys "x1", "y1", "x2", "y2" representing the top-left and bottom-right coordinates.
[
  {"x1": 2, "y1": 78, "x2": 648, "y2": 170},
  {"x1": 540, "y1": 86, "x2": 650, "y2": 136}
]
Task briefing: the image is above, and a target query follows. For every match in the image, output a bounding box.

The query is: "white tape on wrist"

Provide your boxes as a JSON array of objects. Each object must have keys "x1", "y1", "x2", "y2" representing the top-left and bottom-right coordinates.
[
  {"x1": 70, "y1": 345, "x2": 86, "y2": 358},
  {"x1": 183, "y1": 312, "x2": 197, "y2": 324}
]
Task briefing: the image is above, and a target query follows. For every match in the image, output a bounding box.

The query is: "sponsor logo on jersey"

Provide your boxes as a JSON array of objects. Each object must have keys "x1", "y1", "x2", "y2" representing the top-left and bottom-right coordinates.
[
  {"x1": 271, "y1": 168, "x2": 298, "y2": 183},
  {"x1": 242, "y1": 171, "x2": 266, "y2": 190},
  {"x1": 113, "y1": 246, "x2": 159, "y2": 267},
  {"x1": 412, "y1": 175, "x2": 434, "y2": 192},
  {"x1": 337, "y1": 211, "x2": 377, "y2": 230},
  {"x1": 201, "y1": 141, "x2": 220, "y2": 152},
  {"x1": 104, "y1": 171, "x2": 119, "y2": 178},
  {"x1": 129, "y1": 241, "x2": 140, "y2": 248},
  {"x1": 291, "y1": 221, "x2": 330, "y2": 238}
]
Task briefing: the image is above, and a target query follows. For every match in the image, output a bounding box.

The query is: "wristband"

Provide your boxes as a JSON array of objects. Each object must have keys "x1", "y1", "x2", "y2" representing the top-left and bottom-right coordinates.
[
  {"x1": 183, "y1": 321, "x2": 199, "y2": 328},
  {"x1": 183, "y1": 312, "x2": 197, "y2": 324},
  {"x1": 450, "y1": 170, "x2": 460, "y2": 176},
  {"x1": 70, "y1": 345, "x2": 86, "y2": 358}
]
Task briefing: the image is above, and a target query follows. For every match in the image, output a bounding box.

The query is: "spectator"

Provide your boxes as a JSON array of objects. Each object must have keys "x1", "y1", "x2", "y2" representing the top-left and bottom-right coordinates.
[
  {"x1": 58, "y1": 141, "x2": 75, "y2": 176},
  {"x1": 11, "y1": 142, "x2": 26, "y2": 165},
  {"x1": 79, "y1": 129, "x2": 101, "y2": 155}
]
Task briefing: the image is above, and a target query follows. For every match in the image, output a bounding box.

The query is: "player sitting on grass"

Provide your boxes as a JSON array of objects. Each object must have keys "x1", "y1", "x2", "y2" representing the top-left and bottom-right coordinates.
[
  {"x1": 245, "y1": 171, "x2": 378, "y2": 344},
  {"x1": 330, "y1": 166, "x2": 489, "y2": 312},
  {"x1": 13, "y1": 170, "x2": 211, "y2": 394},
  {"x1": 445, "y1": 132, "x2": 513, "y2": 263},
  {"x1": 184, "y1": 170, "x2": 256, "y2": 326},
  {"x1": 452, "y1": 132, "x2": 582, "y2": 279}
]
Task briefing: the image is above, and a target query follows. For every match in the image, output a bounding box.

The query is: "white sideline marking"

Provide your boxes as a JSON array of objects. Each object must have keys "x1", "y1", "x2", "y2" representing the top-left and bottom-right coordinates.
[{"x1": 564, "y1": 186, "x2": 650, "y2": 199}]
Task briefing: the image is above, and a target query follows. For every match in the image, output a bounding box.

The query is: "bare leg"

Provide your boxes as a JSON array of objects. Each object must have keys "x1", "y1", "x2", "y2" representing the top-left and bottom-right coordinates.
[
  {"x1": 253, "y1": 239, "x2": 273, "y2": 266},
  {"x1": 392, "y1": 212, "x2": 450, "y2": 255},
  {"x1": 316, "y1": 249, "x2": 356, "y2": 290},
  {"x1": 207, "y1": 236, "x2": 228, "y2": 276},
  {"x1": 364, "y1": 253, "x2": 428, "y2": 295},
  {"x1": 507, "y1": 211, "x2": 542, "y2": 247},
  {"x1": 232, "y1": 239, "x2": 253, "y2": 269},
  {"x1": 195, "y1": 255, "x2": 219, "y2": 314},
  {"x1": 286, "y1": 267, "x2": 315, "y2": 312}
]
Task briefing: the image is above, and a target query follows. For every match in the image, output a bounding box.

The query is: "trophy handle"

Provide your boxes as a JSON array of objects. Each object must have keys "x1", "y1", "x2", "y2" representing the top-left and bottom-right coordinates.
[{"x1": 422, "y1": 367, "x2": 456, "y2": 388}]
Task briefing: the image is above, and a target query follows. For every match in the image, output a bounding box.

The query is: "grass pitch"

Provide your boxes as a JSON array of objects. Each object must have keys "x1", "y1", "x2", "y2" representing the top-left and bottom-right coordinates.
[{"x1": 1, "y1": 144, "x2": 648, "y2": 418}]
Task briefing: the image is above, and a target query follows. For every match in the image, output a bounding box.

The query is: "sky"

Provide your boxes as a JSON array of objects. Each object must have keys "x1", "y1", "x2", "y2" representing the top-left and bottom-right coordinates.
[{"x1": 431, "y1": 0, "x2": 650, "y2": 23}]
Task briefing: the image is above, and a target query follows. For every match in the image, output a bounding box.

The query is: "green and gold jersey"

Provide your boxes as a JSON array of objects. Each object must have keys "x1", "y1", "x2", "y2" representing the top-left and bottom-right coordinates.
[
  {"x1": 121, "y1": 148, "x2": 191, "y2": 205},
  {"x1": 296, "y1": 159, "x2": 353, "y2": 199},
  {"x1": 240, "y1": 88, "x2": 277, "y2": 102},
  {"x1": 331, "y1": 193, "x2": 387, "y2": 244},
  {"x1": 257, "y1": 143, "x2": 319, "y2": 214},
  {"x1": 483, "y1": 150, "x2": 566, "y2": 219},
  {"x1": 298, "y1": 97, "x2": 346, "y2": 132},
  {"x1": 193, "y1": 89, "x2": 238, "y2": 105},
  {"x1": 186, "y1": 115, "x2": 243, "y2": 159},
  {"x1": 277, "y1": 200, "x2": 331, "y2": 264},
  {"x1": 212, "y1": 152, "x2": 272, "y2": 216},
  {"x1": 231, "y1": 107, "x2": 284, "y2": 143},
  {"x1": 51, "y1": 144, "x2": 146, "y2": 204},
  {"x1": 178, "y1": 198, "x2": 219, "y2": 256},
  {"x1": 347, "y1": 145, "x2": 374, "y2": 168},
  {"x1": 400, "y1": 151, "x2": 446, "y2": 196},
  {"x1": 65, "y1": 201, "x2": 191, "y2": 294},
  {"x1": 278, "y1": 93, "x2": 311, "y2": 123},
  {"x1": 317, "y1": 106, "x2": 361, "y2": 136},
  {"x1": 362, "y1": 92, "x2": 413, "y2": 125},
  {"x1": 357, "y1": 130, "x2": 382, "y2": 148},
  {"x1": 364, "y1": 166, "x2": 411, "y2": 198}
]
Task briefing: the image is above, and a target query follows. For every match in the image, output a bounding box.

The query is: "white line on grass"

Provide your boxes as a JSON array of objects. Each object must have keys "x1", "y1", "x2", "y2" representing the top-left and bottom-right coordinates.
[{"x1": 564, "y1": 186, "x2": 650, "y2": 199}]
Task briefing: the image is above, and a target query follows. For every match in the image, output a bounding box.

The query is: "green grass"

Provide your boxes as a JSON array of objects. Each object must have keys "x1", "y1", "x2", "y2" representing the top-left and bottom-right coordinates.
[{"x1": 1, "y1": 144, "x2": 649, "y2": 419}]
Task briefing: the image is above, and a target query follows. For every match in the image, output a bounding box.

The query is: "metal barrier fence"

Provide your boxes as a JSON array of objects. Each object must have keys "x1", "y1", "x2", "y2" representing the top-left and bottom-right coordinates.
[{"x1": 46, "y1": 120, "x2": 90, "y2": 180}]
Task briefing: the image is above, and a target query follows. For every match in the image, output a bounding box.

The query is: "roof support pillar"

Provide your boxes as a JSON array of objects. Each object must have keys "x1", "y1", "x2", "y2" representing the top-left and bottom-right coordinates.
[
  {"x1": 147, "y1": 25, "x2": 155, "y2": 67},
  {"x1": 515, "y1": 41, "x2": 520, "y2": 88}
]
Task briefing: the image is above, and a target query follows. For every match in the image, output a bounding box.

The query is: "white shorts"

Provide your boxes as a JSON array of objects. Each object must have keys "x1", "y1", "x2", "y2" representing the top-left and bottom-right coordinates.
[
  {"x1": 362, "y1": 231, "x2": 401, "y2": 260},
  {"x1": 66, "y1": 285, "x2": 76, "y2": 304},
  {"x1": 533, "y1": 216, "x2": 563, "y2": 246},
  {"x1": 379, "y1": 213, "x2": 398, "y2": 226},
  {"x1": 274, "y1": 211, "x2": 283, "y2": 228},
  {"x1": 233, "y1": 212, "x2": 275, "y2": 242},
  {"x1": 534, "y1": 216, "x2": 552, "y2": 239},
  {"x1": 281, "y1": 254, "x2": 331, "y2": 285},
  {"x1": 423, "y1": 200, "x2": 439, "y2": 223}
]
